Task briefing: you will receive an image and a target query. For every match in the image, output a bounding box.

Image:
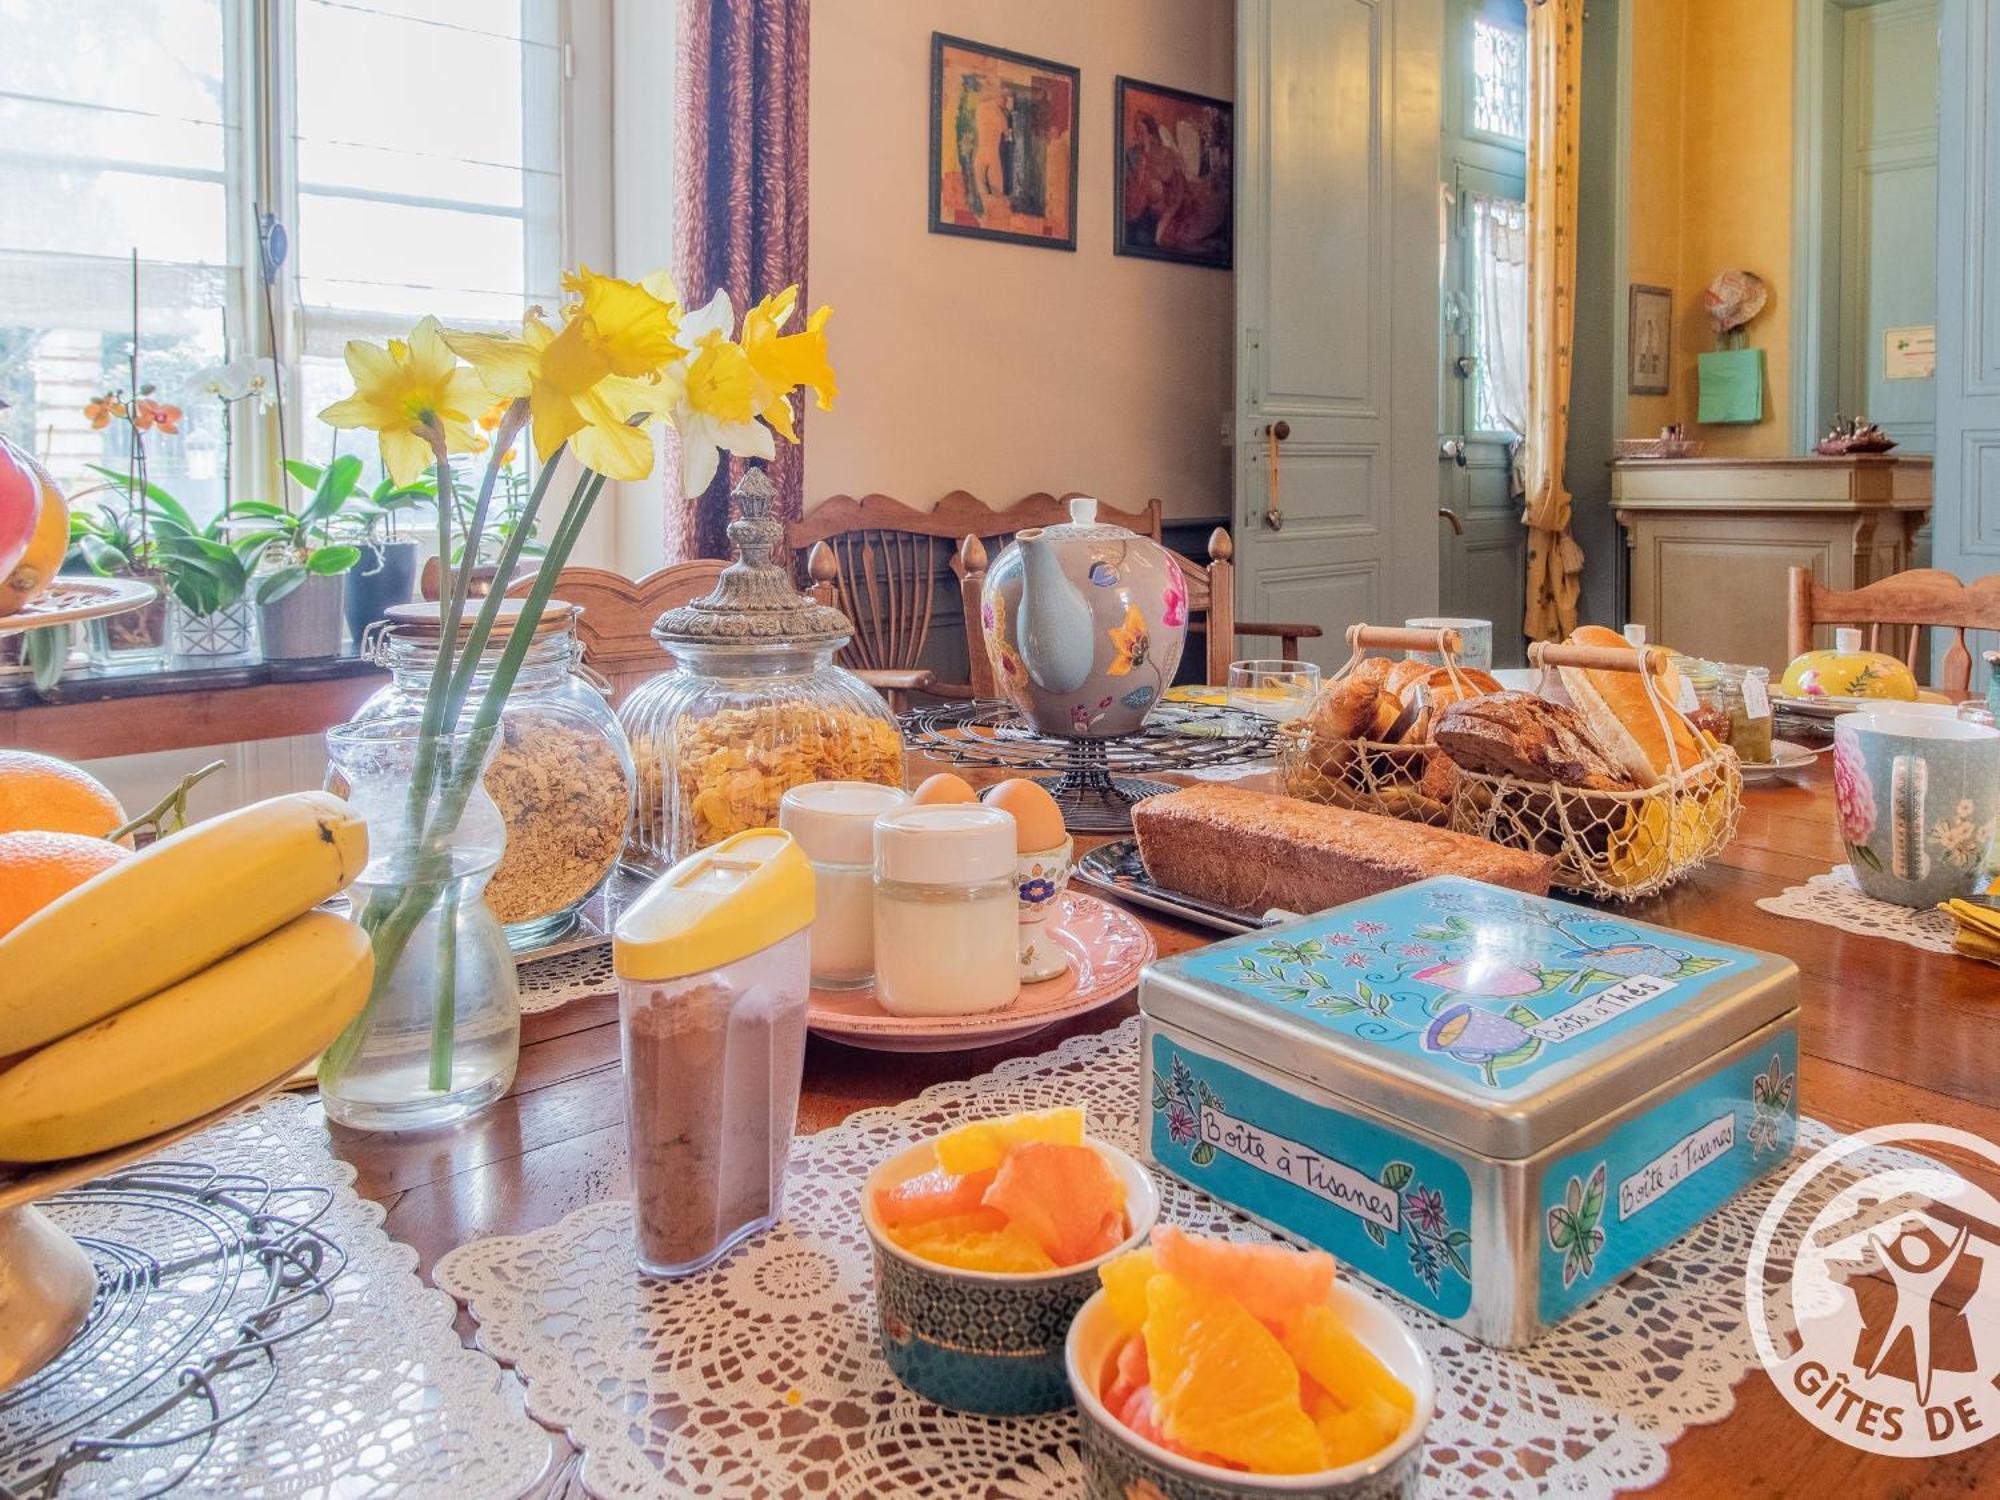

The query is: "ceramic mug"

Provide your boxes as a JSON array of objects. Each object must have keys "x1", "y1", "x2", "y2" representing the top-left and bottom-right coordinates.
[
  {"x1": 1403, "y1": 617, "x2": 1493, "y2": 671},
  {"x1": 1016, "y1": 837, "x2": 1075, "y2": 982},
  {"x1": 1832, "y1": 711, "x2": 2000, "y2": 908}
]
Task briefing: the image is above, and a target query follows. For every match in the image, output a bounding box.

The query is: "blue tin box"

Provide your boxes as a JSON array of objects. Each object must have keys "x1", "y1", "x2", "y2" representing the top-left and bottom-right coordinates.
[{"x1": 1138, "y1": 877, "x2": 1799, "y2": 1347}]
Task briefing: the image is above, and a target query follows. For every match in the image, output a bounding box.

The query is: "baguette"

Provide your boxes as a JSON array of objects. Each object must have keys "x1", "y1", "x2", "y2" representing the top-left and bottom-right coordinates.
[{"x1": 1132, "y1": 783, "x2": 1553, "y2": 916}]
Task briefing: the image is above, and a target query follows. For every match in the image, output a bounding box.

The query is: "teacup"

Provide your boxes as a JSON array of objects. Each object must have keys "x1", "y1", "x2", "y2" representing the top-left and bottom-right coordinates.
[
  {"x1": 1832, "y1": 711, "x2": 2000, "y2": 908},
  {"x1": 1016, "y1": 837, "x2": 1075, "y2": 982},
  {"x1": 1403, "y1": 616, "x2": 1493, "y2": 671}
]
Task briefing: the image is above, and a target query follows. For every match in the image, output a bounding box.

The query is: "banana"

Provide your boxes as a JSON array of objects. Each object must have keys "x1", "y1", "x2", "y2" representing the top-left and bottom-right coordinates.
[
  {"x1": 0, "y1": 790, "x2": 367, "y2": 1055},
  {"x1": 0, "y1": 911, "x2": 372, "y2": 1161}
]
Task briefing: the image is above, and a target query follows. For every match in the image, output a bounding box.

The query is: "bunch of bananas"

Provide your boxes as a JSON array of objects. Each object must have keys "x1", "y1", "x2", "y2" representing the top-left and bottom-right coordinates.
[
  {"x1": 1942, "y1": 896, "x2": 2000, "y2": 965},
  {"x1": 0, "y1": 791, "x2": 372, "y2": 1162}
]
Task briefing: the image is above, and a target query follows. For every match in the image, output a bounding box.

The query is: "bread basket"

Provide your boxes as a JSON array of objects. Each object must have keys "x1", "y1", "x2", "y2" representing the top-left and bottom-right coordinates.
[
  {"x1": 1444, "y1": 641, "x2": 1743, "y2": 901},
  {"x1": 1276, "y1": 625, "x2": 1481, "y2": 827}
]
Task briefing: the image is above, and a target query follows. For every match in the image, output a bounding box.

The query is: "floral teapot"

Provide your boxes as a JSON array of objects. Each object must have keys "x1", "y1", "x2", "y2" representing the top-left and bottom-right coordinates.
[{"x1": 980, "y1": 497, "x2": 1188, "y2": 738}]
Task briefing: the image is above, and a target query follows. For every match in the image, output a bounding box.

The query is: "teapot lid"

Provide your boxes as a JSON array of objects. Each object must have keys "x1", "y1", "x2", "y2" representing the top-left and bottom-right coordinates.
[{"x1": 652, "y1": 469, "x2": 854, "y2": 650}]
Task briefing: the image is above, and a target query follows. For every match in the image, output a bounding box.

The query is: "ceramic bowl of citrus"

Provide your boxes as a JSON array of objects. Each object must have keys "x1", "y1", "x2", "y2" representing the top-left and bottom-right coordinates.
[
  {"x1": 862, "y1": 1106, "x2": 1160, "y2": 1416},
  {"x1": 1066, "y1": 1228, "x2": 1433, "y2": 1499}
]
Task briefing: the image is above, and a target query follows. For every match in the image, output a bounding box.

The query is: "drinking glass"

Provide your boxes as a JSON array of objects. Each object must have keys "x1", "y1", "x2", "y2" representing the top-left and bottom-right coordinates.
[{"x1": 1227, "y1": 659, "x2": 1321, "y2": 722}]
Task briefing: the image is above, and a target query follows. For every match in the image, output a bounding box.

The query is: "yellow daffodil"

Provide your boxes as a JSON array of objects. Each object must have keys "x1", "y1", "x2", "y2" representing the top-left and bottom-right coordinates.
[
  {"x1": 444, "y1": 268, "x2": 685, "y2": 481},
  {"x1": 739, "y1": 287, "x2": 836, "y2": 441},
  {"x1": 319, "y1": 315, "x2": 486, "y2": 484},
  {"x1": 666, "y1": 290, "x2": 775, "y2": 497}
]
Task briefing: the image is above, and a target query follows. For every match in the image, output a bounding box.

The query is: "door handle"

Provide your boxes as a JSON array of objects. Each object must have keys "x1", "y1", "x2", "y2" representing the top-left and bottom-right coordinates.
[
  {"x1": 1437, "y1": 506, "x2": 1464, "y2": 536},
  {"x1": 1264, "y1": 420, "x2": 1290, "y2": 441},
  {"x1": 1263, "y1": 422, "x2": 1285, "y2": 531},
  {"x1": 1439, "y1": 438, "x2": 1468, "y2": 468}
]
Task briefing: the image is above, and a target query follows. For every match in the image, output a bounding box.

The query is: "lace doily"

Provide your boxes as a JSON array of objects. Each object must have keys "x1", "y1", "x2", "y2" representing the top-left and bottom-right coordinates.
[
  {"x1": 518, "y1": 944, "x2": 614, "y2": 1014},
  {"x1": 436, "y1": 1016, "x2": 1861, "y2": 1499},
  {"x1": 1755, "y1": 864, "x2": 1958, "y2": 954},
  {"x1": 7, "y1": 1096, "x2": 557, "y2": 1498}
]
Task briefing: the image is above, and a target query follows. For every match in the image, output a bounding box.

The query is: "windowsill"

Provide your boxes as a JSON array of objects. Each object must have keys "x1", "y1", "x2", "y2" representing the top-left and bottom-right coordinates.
[{"x1": 0, "y1": 652, "x2": 386, "y2": 712}]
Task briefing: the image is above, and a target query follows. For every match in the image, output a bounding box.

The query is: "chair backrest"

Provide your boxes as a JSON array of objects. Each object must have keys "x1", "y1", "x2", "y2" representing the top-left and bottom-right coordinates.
[
  {"x1": 960, "y1": 526, "x2": 1231, "y2": 696},
  {"x1": 419, "y1": 557, "x2": 532, "y2": 603},
  {"x1": 789, "y1": 490, "x2": 1165, "y2": 694},
  {"x1": 505, "y1": 562, "x2": 726, "y2": 706},
  {"x1": 1786, "y1": 566, "x2": 2000, "y2": 696}
]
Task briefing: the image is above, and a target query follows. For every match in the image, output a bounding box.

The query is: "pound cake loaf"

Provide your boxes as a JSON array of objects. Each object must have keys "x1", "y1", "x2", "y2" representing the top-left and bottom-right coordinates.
[{"x1": 1132, "y1": 783, "x2": 1553, "y2": 915}]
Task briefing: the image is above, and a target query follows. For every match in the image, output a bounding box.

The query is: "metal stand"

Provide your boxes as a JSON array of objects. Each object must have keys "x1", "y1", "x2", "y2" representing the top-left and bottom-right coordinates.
[{"x1": 901, "y1": 700, "x2": 1280, "y2": 832}]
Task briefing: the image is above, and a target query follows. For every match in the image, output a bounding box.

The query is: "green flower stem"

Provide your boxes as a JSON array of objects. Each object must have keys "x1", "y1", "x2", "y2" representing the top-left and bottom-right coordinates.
[
  {"x1": 441, "y1": 442, "x2": 565, "y2": 734},
  {"x1": 428, "y1": 880, "x2": 460, "y2": 1092}
]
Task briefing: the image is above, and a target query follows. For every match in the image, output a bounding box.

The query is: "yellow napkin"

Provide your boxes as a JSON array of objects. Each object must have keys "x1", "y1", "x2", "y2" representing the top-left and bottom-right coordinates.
[{"x1": 1940, "y1": 898, "x2": 2000, "y2": 966}]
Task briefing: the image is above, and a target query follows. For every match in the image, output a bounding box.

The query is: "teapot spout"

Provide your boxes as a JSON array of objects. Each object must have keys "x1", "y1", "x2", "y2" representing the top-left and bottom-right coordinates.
[{"x1": 1015, "y1": 529, "x2": 1096, "y2": 695}]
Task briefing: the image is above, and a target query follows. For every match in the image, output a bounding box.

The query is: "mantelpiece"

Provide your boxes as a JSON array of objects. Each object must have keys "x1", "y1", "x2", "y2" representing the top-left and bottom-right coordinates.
[{"x1": 1613, "y1": 455, "x2": 1932, "y2": 669}]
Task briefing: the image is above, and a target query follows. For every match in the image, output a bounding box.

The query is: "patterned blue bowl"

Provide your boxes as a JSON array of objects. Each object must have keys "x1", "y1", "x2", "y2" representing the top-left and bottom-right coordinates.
[
  {"x1": 1065, "y1": 1283, "x2": 1434, "y2": 1499},
  {"x1": 863, "y1": 1136, "x2": 1159, "y2": 1416}
]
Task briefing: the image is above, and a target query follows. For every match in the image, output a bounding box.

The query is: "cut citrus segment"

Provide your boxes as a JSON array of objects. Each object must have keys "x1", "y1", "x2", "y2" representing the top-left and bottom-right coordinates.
[
  {"x1": 1153, "y1": 1226, "x2": 1337, "y2": 1327},
  {"x1": 872, "y1": 1165, "x2": 998, "y2": 1229},
  {"x1": 1317, "y1": 1390, "x2": 1406, "y2": 1469},
  {"x1": 1099, "y1": 1246, "x2": 1158, "y2": 1334},
  {"x1": 981, "y1": 1140, "x2": 1126, "y2": 1266},
  {"x1": 933, "y1": 1106, "x2": 1084, "y2": 1175},
  {"x1": 1102, "y1": 1332, "x2": 1150, "y2": 1414},
  {"x1": 1281, "y1": 1302, "x2": 1415, "y2": 1421},
  {"x1": 1144, "y1": 1271, "x2": 1326, "y2": 1475},
  {"x1": 887, "y1": 1210, "x2": 1057, "y2": 1274}
]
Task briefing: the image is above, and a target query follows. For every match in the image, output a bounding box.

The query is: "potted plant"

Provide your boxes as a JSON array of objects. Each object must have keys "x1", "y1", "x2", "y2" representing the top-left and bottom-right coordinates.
[
  {"x1": 83, "y1": 470, "x2": 260, "y2": 663},
  {"x1": 302, "y1": 459, "x2": 435, "y2": 642},
  {"x1": 228, "y1": 458, "x2": 367, "y2": 659},
  {"x1": 68, "y1": 483, "x2": 171, "y2": 670}
]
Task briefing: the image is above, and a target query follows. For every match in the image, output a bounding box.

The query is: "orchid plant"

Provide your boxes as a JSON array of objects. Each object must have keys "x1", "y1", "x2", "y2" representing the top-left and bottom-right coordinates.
[{"x1": 314, "y1": 265, "x2": 834, "y2": 1093}]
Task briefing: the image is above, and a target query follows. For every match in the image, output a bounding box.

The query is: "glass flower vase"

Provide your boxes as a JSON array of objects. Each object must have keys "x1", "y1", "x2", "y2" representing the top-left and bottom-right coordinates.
[{"x1": 319, "y1": 718, "x2": 521, "y2": 1131}]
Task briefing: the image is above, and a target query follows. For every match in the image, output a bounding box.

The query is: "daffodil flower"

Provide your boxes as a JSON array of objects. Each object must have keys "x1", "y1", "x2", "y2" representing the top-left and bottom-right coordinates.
[
  {"x1": 739, "y1": 286, "x2": 836, "y2": 441},
  {"x1": 667, "y1": 290, "x2": 775, "y2": 497},
  {"x1": 319, "y1": 315, "x2": 487, "y2": 484}
]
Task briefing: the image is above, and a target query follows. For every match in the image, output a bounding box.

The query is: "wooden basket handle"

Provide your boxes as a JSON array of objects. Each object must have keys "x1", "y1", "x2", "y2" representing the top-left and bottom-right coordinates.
[
  {"x1": 1347, "y1": 624, "x2": 1463, "y2": 657},
  {"x1": 1527, "y1": 641, "x2": 1672, "y2": 675}
]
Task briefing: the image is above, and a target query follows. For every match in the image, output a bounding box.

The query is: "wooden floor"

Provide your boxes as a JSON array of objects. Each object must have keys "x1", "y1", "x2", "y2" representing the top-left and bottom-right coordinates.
[{"x1": 329, "y1": 754, "x2": 2000, "y2": 1497}]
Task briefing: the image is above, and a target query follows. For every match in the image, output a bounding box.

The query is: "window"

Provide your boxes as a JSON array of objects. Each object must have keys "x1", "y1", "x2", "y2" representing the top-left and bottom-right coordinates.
[
  {"x1": 1467, "y1": 192, "x2": 1528, "y2": 438},
  {"x1": 1471, "y1": 5, "x2": 1528, "y2": 144},
  {"x1": 0, "y1": 0, "x2": 569, "y2": 520}
]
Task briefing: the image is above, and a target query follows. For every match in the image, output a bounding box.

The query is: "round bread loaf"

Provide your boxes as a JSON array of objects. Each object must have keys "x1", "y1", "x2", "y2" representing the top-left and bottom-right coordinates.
[{"x1": 1556, "y1": 625, "x2": 1706, "y2": 784}]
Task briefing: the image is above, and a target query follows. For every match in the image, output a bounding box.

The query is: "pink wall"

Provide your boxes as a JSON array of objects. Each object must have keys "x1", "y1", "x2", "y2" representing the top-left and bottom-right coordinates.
[{"x1": 806, "y1": 1, "x2": 1235, "y2": 520}]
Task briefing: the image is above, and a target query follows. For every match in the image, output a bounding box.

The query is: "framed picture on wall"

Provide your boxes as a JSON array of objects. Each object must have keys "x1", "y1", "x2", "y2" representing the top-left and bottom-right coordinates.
[
  {"x1": 928, "y1": 33, "x2": 1079, "y2": 250},
  {"x1": 1113, "y1": 78, "x2": 1233, "y2": 269},
  {"x1": 1629, "y1": 284, "x2": 1673, "y2": 395}
]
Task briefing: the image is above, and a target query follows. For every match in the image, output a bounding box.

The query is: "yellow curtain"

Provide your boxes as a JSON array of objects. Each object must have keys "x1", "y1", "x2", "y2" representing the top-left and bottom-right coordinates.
[{"x1": 1523, "y1": 0, "x2": 1585, "y2": 642}]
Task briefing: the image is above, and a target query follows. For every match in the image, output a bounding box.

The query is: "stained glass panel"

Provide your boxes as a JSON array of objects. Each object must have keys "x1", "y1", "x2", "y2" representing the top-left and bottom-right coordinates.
[{"x1": 1472, "y1": 16, "x2": 1528, "y2": 142}]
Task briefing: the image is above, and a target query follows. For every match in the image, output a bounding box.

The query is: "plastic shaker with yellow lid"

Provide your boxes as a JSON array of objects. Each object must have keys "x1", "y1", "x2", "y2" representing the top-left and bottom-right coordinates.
[{"x1": 613, "y1": 828, "x2": 815, "y2": 1276}]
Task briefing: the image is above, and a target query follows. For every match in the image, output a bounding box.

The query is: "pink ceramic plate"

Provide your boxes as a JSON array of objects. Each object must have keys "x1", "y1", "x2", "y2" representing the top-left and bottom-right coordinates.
[{"x1": 808, "y1": 892, "x2": 1154, "y2": 1053}]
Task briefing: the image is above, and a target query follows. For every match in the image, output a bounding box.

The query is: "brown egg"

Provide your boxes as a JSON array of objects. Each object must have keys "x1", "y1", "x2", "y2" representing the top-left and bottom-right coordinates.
[
  {"x1": 911, "y1": 772, "x2": 978, "y2": 806},
  {"x1": 982, "y1": 778, "x2": 1066, "y2": 852}
]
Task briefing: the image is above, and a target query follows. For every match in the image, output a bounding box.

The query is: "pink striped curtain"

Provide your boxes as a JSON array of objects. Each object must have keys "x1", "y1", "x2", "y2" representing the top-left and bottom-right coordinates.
[{"x1": 664, "y1": 0, "x2": 812, "y2": 563}]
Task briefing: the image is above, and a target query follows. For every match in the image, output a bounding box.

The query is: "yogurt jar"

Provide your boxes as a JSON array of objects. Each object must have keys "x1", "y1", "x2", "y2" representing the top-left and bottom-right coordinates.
[
  {"x1": 872, "y1": 805, "x2": 1021, "y2": 1016},
  {"x1": 780, "y1": 780, "x2": 910, "y2": 990}
]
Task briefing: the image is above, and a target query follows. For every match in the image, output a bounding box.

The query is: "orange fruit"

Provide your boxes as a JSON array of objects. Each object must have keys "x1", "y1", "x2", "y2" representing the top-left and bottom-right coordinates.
[
  {"x1": 1280, "y1": 1302, "x2": 1414, "y2": 1422},
  {"x1": 982, "y1": 1140, "x2": 1127, "y2": 1266},
  {"x1": 1144, "y1": 1271, "x2": 1326, "y2": 1474},
  {"x1": 885, "y1": 1210, "x2": 1057, "y2": 1274},
  {"x1": 1099, "y1": 1246, "x2": 1159, "y2": 1333},
  {"x1": 0, "y1": 751, "x2": 129, "y2": 845},
  {"x1": 0, "y1": 830, "x2": 129, "y2": 936},
  {"x1": 872, "y1": 1165, "x2": 998, "y2": 1229},
  {"x1": 1153, "y1": 1226, "x2": 1337, "y2": 1328},
  {"x1": 932, "y1": 1105, "x2": 1083, "y2": 1175}
]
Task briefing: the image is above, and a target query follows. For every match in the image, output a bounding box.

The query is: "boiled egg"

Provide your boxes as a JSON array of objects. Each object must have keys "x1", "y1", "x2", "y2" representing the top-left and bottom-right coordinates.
[
  {"x1": 911, "y1": 772, "x2": 979, "y2": 806},
  {"x1": 982, "y1": 778, "x2": 1066, "y2": 852}
]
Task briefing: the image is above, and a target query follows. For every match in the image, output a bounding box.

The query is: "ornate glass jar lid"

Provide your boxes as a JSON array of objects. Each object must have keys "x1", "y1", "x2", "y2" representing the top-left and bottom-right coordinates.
[
  {"x1": 381, "y1": 598, "x2": 580, "y2": 641},
  {"x1": 652, "y1": 469, "x2": 853, "y2": 650}
]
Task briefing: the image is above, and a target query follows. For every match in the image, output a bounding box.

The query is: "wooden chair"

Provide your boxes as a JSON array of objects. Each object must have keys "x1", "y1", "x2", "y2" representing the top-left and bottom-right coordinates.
[
  {"x1": 505, "y1": 552, "x2": 934, "y2": 710},
  {"x1": 1786, "y1": 566, "x2": 2000, "y2": 697},
  {"x1": 787, "y1": 491, "x2": 1164, "y2": 698},
  {"x1": 959, "y1": 527, "x2": 1323, "y2": 697},
  {"x1": 419, "y1": 556, "x2": 533, "y2": 603}
]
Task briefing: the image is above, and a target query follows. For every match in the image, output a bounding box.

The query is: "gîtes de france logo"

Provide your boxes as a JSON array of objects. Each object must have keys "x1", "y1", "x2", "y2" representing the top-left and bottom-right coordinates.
[{"x1": 1746, "y1": 1123, "x2": 2000, "y2": 1457}]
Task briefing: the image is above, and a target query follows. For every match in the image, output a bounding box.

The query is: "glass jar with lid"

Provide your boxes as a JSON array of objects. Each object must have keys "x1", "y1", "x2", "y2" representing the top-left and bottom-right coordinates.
[
  {"x1": 1668, "y1": 654, "x2": 1729, "y2": 746},
  {"x1": 618, "y1": 471, "x2": 905, "y2": 875},
  {"x1": 1714, "y1": 662, "x2": 1775, "y2": 764},
  {"x1": 349, "y1": 597, "x2": 638, "y2": 949}
]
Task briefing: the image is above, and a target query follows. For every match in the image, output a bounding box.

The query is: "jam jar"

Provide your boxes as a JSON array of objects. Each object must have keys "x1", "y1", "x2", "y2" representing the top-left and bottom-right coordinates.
[
  {"x1": 351, "y1": 599, "x2": 638, "y2": 949},
  {"x1": 618, "y1": 471, "x2": 904, "y2": 875}
]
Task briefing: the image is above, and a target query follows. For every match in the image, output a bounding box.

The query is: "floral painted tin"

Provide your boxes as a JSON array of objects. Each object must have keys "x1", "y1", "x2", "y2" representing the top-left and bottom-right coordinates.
[{"x1": 1138, "y1": 877, "x2": 1799, "y2": 1347}]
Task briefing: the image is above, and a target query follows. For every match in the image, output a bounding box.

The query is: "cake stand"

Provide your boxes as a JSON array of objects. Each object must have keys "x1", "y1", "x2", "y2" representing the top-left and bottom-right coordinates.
[
  {"x1": 900, "y1": 699, "x2": 1281, "y2": 832},
  {"x1": 0, "y1": 576, "x2": 158, "y2": 636}
]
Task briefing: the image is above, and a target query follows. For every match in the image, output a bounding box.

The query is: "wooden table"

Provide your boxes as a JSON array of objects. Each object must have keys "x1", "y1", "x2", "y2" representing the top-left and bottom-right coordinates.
[{"x1": 327, "y1": 757, "x2": 2000, "y2": 1497}]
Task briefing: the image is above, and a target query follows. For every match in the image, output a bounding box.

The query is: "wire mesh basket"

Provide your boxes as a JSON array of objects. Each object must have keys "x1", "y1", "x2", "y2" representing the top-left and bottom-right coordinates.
[
  {"x1": 1276, "y1": 624, "x2": 1481, "y2": 827},
  {"x1": 1443, "y1": 642, "x2": 1743, "y2": 901}
]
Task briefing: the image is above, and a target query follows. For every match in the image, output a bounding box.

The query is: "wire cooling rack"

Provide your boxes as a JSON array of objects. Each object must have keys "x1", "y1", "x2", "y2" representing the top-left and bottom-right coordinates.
[
  {"x1": 0, "y1": 1162, "x2": 343, "y2": 1499},
  {"x1": 900, "y1": 699, "x2": 1280, "y2": 830}
]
